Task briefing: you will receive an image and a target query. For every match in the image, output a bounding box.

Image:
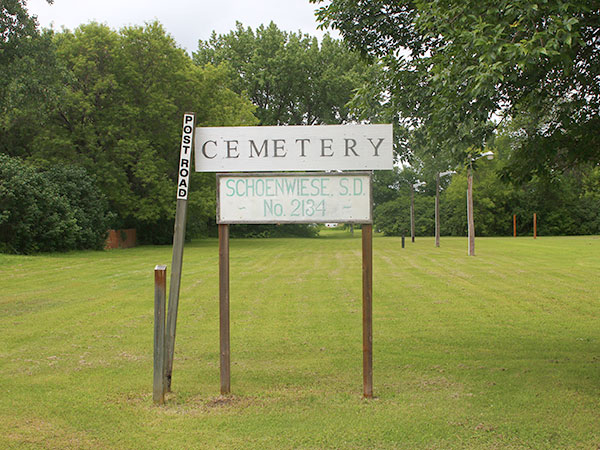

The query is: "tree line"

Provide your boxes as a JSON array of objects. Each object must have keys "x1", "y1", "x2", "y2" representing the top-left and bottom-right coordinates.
[
  {"x1": 313, "y1": 0, "x2": 600, "y2": 237},
  {"x1": 1, "y1": 1, "x2": 598, "y2": 253},
  {"x1": 1, "y1": 2, "x2": 369, "y2": 252}
]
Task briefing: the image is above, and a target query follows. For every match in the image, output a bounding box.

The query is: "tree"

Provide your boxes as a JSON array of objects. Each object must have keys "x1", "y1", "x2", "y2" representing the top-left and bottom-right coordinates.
[
  {"x1": 2, "y1": 21, "x2": 257, "y2": 244},
  {"x1": 1, "y1": 1, "x2": 62, "y2": 157},
  {"x1": 311, "y1": 0, "x2": 600, "y2": 178},
  {"x1": 0, "y1": 0, "x2": 53, "y2": 67},
  {"x1": 194, "y1": 22, "x2": 372, "y2": 126},
  {"x1": 0, "y1": 154, "x2": 111, "y2": 253}
]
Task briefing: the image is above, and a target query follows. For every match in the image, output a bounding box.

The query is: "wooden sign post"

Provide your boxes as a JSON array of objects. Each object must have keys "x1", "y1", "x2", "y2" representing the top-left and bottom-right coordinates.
[
  {"x1": 215, "y1": 172, "x2": 375, "y2": 397},
  {"x1": 362, "y1": 224, "x2": 373, "y2": 398},
  {"x1": 218, "y1": 223, "x2": 231, "y2": 395},
  {"x1": 165, "y1": 112, "x2": 195, "y2": 391}
]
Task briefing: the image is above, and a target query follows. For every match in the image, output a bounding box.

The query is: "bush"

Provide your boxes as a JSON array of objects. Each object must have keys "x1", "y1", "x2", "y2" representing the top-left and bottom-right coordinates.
[{"x1": 0, "y1": 155, "x2": 112, "y2": 253}]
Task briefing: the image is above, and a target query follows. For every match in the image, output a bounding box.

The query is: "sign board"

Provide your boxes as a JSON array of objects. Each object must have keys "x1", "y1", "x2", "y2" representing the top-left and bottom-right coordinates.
[
  {"x1": 217, "y1": 172, "x2": 372, "y2": 224},
  {"x1": 196, "y1": 124, "x2": 393, "y2": 172},
  {"x1": 177, "y1": 113, "x2": 195, "y2": 199}
]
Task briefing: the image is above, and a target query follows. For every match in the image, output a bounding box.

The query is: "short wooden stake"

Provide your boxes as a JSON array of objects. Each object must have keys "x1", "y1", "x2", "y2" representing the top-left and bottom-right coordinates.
[
  {"x1": 533, "y1": 213, "x2": 537, "y2": 239},
  {"x1": 513, "y1": 214, "x2": 516, "y2": 237},
  {"x1": 362, "y1": 224, "x2": 373, "y2": 398},
  {"x1": 153, "y1": 265, "x2": 167, "y2": 405},
  {"x1": 219, "y1": 224, "x2": 231, "y2": 395}
]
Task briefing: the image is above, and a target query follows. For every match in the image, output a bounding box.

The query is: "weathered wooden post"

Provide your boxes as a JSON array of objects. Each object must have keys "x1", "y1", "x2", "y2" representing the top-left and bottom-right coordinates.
[
  {"x1": 165, "y1": 112, "x2": 195, "y2": 392},
  {"x1": 199, "y1": 125, "x2": 392, "y2": 397},
  {"x1": 513, "y1": 214, "x2": 517, "y2": 237},
  {"x1": 533, "y1": 213, "x2": 537, "y2": 239},
  {"x1": 153, "y1": 265, "x2": 167, "y2": 405},
  {"x1": 362, "y1": 224, "x2": 373, "y2": 398},
  {"x1": 219, "y1": 223, "x2": 231, "y2": 395}
]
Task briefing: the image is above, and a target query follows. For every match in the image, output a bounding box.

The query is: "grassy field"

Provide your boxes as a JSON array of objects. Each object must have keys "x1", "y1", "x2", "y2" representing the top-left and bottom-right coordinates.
[{"x1": 1, "y1": 231, "x2": 599, "y2": 449}]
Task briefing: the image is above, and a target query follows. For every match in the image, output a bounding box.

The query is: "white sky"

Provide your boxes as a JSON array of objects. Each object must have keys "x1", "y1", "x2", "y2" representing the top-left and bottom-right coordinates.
[{"x1": 26, "y1": 0, "x2": 337, "y2": 53}]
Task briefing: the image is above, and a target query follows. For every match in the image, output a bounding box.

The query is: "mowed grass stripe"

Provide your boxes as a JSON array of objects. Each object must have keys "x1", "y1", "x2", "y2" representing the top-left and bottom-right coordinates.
[{"x1": 1, "y1": 232, "x2": 598, "y2": 449}]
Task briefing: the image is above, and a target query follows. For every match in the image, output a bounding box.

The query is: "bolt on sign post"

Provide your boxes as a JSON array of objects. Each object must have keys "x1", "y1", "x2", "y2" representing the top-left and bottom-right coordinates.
[{"x1": 159, "y1": 119, "x2": 392, "y2": 401}]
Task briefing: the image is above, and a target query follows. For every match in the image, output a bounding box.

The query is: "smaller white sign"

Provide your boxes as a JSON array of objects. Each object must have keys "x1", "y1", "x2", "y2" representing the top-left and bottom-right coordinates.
[
  {"x1": 177, "y1": 113, "x2": 195, "y2": 199},
  {"x1": 217, "y1": 172, "x2": 372, "y2": 224}
]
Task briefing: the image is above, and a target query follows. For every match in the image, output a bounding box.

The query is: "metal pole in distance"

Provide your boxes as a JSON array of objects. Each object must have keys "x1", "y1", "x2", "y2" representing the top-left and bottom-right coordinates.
[
  {"x1": 435, "y1": 173, "x2": 440, "y2": 247},
  {"x1": 153, "y1": 265, "x2": 167, "y2": 405},
  {"x1": 410, "y1": 186, "x2": 415, "y2": 243},
  {"x1": 362, "y1": 224, "x2": 373, "y2": 398},
  {"x1": 219, "y1": 224, "x2": 231, "y2": 395},
  {"x1": 165, "y1": 112, "x2": 195, "y2": 392},
  {"x1": 467, "y1": 164, "x2": 475, "y2": 256}
]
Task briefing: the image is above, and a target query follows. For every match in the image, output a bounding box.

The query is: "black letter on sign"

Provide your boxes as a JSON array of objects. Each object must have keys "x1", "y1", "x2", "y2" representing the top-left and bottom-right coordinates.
[
  {"x1": 296, "y1": 139, "x2": 310, "y2": 157},
  {"x1": 344, "y1": 138, "x2": 359, "y2": 157},
  {"x1": 273, "y1": 139, "x2": 287, "y2": 157},
  {"x1": 320, "y1": 139, "x2": 334, "y2": 157},
  {"x1": 225, "y1": 140, "x2": 239, "y2": 158},
  {"x1": 202, "y1": 140, "x2": 217, "y2": 159},
  {"x1": 367, "y1": 138, "x2": 385, "y2": 157},
  {"x1": 249, "y1": 140, "x2": 268, "y2": 158}
]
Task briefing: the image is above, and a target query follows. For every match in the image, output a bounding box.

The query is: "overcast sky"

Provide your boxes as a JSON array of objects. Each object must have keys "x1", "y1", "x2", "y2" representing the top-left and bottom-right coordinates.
[{"x1": 26, "y1": 0, "x2": 337, "y2": 53}]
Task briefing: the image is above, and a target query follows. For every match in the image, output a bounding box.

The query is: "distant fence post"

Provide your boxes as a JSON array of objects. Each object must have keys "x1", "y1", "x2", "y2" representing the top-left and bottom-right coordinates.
[
  {"x1": 533, "y1": 213, "x2": 537, "y2": 239},
  {"x1": 153, "y1": 265, "x2": 167, "y2": 405},
  {"x1": 513, "y1": 214, "x2": 516, "y2": 237}
]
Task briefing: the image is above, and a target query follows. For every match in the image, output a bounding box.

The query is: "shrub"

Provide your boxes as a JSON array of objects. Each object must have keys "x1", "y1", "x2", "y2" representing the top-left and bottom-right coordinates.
[{"x1": 0, "y1": 154, "x2": 112, "y2": 253}]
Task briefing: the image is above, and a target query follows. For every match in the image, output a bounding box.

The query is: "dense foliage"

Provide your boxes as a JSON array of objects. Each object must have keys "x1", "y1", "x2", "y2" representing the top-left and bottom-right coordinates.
[
  {"x1": 0, "y1": 154, "x2": 112, "y2": 253},
  {"x1": 374, "y1": 155, "x2": 600, "y2": 238},
  {"x1": 1, "y1": 14, "x2": 258, "y2": 245},
  {"x1": 312, "y1": 0, "x2": 600, "y2": 180},
  {"x1": 194, "y1": 22, "x2": 371, "y2": 237},
  {"x1": 194, "y1": 22, "x2": 372, "y2": 126},
  {"x1": 2, "y1": 1, "x2": 598, "y2": 251}
]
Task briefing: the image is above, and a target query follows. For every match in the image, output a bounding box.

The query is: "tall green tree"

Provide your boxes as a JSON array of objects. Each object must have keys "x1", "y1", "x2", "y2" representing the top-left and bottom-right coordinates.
[
  {"x1": 1, "y1": 0, "x2": 61, "y2": 156},
  {"x1": 2, "y1": 21, "x2": 257, "y2": 243},
  {"x1": 312, "y1": 0, "x2": 600, "y2": 178},
  {"x1": 194, "y1": 22, "x2": 372, "y2": 126}
]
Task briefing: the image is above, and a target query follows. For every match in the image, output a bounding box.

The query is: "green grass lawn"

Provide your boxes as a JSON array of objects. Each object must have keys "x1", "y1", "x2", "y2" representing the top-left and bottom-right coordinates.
[{"x1": 1, "y1": 231, "x2": 599, "y2": 449}]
